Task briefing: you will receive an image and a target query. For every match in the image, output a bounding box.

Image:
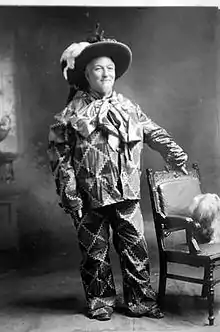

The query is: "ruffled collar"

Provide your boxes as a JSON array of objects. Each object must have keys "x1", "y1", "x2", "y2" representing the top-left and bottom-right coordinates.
[{"x1": 56, "y1": 89, "x2": 142, "y2": 154}]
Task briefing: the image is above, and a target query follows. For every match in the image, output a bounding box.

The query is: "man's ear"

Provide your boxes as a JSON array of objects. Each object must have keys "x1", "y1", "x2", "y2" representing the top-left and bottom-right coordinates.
[{"x1": 84, "y1": 68, "x2": 89, "y2": 82}]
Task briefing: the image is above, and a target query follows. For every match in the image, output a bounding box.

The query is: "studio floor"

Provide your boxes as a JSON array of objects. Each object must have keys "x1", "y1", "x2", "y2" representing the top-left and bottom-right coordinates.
[{"x1": 0, "y1": 251, "x2": 220, "y2": 332}]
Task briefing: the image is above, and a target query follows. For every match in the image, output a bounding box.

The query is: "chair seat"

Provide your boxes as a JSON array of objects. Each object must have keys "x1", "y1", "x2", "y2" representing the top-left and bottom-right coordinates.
[{"x1": 165, "y1": 242, "x2": 220, "y2": 262}]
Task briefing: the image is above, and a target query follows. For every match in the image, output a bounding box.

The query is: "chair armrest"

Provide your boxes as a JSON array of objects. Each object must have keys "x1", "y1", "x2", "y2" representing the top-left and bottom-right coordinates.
[
  {"x1": 159, "y1": 214, "x2": 201, "y2": 254},
  {"x1": 164, "y1": 214, "x2": 201, "y2": 232}
]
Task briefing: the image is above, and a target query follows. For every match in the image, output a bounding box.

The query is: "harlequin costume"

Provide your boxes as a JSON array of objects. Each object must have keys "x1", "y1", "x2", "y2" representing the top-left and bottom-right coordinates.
[{"x1": 48, "y1": 28, "x2": 188, "y2": 320}]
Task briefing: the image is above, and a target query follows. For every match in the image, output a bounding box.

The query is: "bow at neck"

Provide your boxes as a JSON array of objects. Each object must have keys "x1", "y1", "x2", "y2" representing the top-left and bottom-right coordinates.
[{"x1": 59, "y1": 90, "x2": 142, "y2": 152}]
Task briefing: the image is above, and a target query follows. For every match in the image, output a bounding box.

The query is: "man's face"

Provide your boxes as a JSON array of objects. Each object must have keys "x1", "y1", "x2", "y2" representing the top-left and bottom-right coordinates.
[{"x1": 85, "y1": 57, "x2": 116, "y2": 97}]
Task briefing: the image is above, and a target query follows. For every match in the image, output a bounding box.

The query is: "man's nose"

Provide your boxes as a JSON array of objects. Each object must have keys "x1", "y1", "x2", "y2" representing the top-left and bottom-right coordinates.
[{"x1": 102, "y1": 68, "x2": 109, "y2": 77}]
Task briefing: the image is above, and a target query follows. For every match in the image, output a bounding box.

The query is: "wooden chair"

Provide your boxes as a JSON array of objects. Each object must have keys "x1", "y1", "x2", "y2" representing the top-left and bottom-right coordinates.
[{"x1": 146, "y1": 163, "x2": 220, "y2": 326}]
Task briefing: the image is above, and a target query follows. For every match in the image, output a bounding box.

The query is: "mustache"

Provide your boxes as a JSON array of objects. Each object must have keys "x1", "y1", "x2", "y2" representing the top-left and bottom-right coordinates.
[{"x1": 101, "y1": 78, "x2": 114, "y2": 81}]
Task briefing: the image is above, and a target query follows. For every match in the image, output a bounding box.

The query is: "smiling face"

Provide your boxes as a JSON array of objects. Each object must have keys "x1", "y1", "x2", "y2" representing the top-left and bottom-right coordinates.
[{"x1": 85, "y1": 56, "x2": 116, "y2": 97}]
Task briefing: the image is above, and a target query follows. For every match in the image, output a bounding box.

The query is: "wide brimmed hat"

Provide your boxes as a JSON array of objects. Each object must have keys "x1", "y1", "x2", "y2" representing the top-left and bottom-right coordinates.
[{"x1": 60, "y1": 34, "x2": 132, "y2": 87}]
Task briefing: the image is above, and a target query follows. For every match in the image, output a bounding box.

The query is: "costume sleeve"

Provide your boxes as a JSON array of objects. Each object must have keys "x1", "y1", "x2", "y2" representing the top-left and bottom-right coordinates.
[
  {"x1": 136, "y1": 105, "x2": 188, "y2": 168},
  {"x1": 47, "y1": 113, "x2": 82, "y2": 213}
]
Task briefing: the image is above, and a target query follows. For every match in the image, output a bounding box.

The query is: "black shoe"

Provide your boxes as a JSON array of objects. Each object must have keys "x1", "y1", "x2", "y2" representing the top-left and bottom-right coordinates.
[
  {"x1": 88, "y1": 307, "x2": 113, "y2": 321},
  {"x1": 93, "y1": 312, "x2": 112, "y2": 321},
  {"x1": 126, "y1": 304, "x2": 164, "y2": 319},
  {"x1": 145, "y1": 307, "x2": 164, "y2": 319}
]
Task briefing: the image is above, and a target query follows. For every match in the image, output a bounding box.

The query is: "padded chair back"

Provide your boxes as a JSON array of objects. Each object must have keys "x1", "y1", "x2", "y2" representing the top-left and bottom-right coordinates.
[
  {"x1": 147, "y1": 165, "x2": 202, "y2": 232},
  {"x1": 158, "y1": 176, "x2": 201, "y2": 217}
]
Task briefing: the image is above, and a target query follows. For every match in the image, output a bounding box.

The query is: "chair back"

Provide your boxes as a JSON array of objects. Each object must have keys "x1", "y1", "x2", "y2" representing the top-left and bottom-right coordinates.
[{"x1": 146, "y1": 164, "x2": 202, "y2": 236}]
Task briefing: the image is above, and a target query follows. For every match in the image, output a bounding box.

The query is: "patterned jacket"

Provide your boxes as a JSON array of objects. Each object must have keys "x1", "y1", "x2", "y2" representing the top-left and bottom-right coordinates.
[{"x1": 48, "y1": 90, "x2": 188, "y2": 211}]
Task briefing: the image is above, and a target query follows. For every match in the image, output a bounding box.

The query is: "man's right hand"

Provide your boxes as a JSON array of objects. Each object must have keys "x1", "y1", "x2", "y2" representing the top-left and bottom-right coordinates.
[{"x1": 60, "y1": 190, "x2": 83, "y2": 218}]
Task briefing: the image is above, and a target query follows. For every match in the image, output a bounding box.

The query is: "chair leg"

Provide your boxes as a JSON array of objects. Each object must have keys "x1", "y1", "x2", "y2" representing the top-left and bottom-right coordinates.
[
  {"x1": 202, "y1": 267, "x2": 208, "y2": 298},
  {"x1": 207, "y1": 264, "x2": 215, "y2": 326},
  {"x1": 158, "y1": 259, "x2": 167, "y2": 306}
]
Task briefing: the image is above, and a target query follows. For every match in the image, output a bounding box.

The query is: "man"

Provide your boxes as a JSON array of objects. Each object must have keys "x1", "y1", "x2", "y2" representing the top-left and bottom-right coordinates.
[{"x1": 48, "y1": 28, "x2": 188, "y2": 321}]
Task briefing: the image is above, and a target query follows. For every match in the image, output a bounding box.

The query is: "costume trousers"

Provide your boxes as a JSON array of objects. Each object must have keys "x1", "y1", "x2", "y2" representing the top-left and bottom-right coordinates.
[{"x1": 72, "y1": 200, "x2": 157, "y2": 317}]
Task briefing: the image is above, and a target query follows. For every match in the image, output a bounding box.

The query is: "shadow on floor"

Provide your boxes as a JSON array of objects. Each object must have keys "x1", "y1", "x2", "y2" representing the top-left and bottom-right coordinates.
[
  {"x1": 11, "y1": 295, "x2": 86, "y2": 315},
  {"x1": 6, "y1": 283, "x2": 220, "y2": 323},
  {"x1": 1, "y1": 252, "x2": 220, "y2": 331}
]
